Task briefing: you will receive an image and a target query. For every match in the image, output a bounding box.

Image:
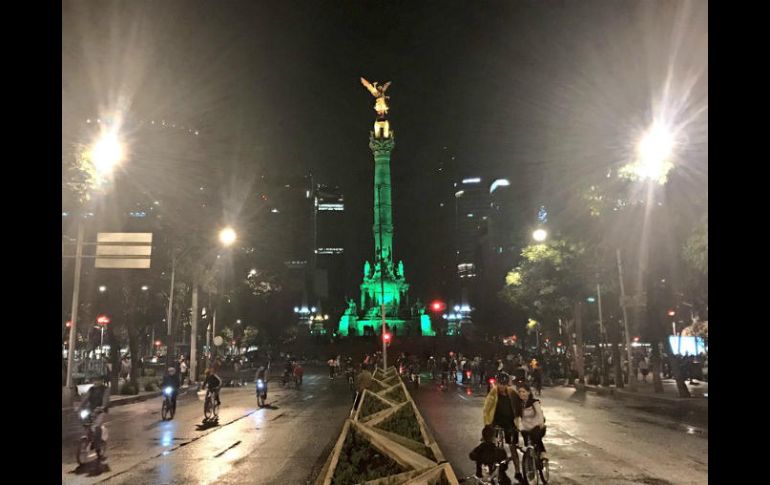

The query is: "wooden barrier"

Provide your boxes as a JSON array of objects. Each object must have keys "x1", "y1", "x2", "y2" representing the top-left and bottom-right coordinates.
[{"x1": 316, "y1": 367, "x2": 459, "y2": 485}]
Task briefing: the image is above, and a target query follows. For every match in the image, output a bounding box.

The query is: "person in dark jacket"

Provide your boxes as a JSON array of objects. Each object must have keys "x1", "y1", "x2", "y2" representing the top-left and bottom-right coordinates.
[
  {"x1": 202, "y1": 369, "x2": 222, "y2": 405},
  {"x1": 161, "y1": 367, "x2": 181, "y2": 410},
  {"x1": 79, "y1": 375, "x2": 111, "y2": 452},
  {"x1": 469, "y1": 425, "x2": 511, "y2": 485}
]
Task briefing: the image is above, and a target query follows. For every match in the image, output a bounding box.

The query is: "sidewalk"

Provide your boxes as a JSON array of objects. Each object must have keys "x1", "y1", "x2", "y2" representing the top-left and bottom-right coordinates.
[
  {"x1": 62, "y1": 383, "x2": 199, "y2": 413},
  {"x1": 579, "y1": 378, "x2": 708, "y2": 408}
]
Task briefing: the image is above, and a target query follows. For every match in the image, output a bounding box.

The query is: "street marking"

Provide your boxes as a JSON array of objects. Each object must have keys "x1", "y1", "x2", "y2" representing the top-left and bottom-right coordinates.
[{"x1": 214, "y1": 440, "x2": 242, "y2": 458}]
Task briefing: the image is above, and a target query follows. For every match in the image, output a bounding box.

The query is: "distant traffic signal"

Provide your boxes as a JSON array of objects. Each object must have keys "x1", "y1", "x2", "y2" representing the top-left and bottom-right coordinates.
[
  {"x1": 383, "y1": 332, "x2": 392, "y2": 345},
  {"x1": 430, "y1": 300, "x2": 446, "y2": 313}
]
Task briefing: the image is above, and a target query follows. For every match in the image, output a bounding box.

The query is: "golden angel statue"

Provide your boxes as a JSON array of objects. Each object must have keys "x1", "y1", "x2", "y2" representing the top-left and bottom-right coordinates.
[{"x1": 360, "y1": 77, "x2": 393, "y2": 138}]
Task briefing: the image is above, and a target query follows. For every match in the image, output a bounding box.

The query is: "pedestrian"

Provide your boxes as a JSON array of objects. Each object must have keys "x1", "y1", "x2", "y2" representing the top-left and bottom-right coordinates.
[
  {"x1": 180, "y1": 358, "x2": 189, "y2": 385},
  {"x1": 639, "y1": 355, "x2": 650, "y2": 383},
  {"x1": 327, "y1": 357, "x2": 336, "y2": 379}
]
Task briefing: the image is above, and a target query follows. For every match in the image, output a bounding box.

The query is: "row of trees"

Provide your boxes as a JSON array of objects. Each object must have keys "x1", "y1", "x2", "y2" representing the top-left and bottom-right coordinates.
[{"x1": 499, "y1": 165, "x2": 707, "y2": 394}]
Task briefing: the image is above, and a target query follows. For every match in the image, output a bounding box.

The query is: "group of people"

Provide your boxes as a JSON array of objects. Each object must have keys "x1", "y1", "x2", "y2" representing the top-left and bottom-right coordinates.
[{"x1": 473, "y1": 372, "x2": 547, "y2": 484}]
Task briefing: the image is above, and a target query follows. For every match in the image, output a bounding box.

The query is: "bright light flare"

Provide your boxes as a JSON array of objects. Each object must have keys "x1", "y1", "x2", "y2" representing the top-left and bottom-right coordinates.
[
  {"x1": 89, "y1": 130, "x2": 125, "y2": 176},
  {"x1": 218, "y1": 227, "x2": 237, "y2": 246},
  {"x1": 621, "y1": 120, "x2": 678, "y2": 185},
  {"x1": 636, "y1": 122, "x2": 675, "y2": 181},
  {"x1": 532, "y1": 229, "x2": 547, "y2": 242}
]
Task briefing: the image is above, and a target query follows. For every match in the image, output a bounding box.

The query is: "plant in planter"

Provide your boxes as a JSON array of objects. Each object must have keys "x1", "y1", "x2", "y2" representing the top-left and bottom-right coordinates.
[
  {"x1": 359, "y1": 393, "x2": 390, "y2": 419},
  {"x1": 331, "y1": 429, "x2": 405, "y2": 485},
  {"x1": 383, "y1": 385, "x2": 407, "y2": 404},
  {"x1": 367, "y1": 379, "x2": 386, "y2": 393},
  {"x1": 375, "y1": 403, "x2": 423, "y2": 443}
]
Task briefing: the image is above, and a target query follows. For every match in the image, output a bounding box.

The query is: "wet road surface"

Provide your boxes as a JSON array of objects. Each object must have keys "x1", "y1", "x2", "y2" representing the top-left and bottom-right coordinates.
[
  {"x1": 62, "y1": 371, "x2": 353, "y2": 484},
  {"x1": 411, "y1": 378, "x2": 707, "y2": 485}
]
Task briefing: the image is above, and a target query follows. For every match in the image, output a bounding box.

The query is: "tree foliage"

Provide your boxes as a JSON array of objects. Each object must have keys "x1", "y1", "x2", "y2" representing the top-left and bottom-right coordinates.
[{"x1": 500, "y1": 239, "x2": 592, "y2": 334}]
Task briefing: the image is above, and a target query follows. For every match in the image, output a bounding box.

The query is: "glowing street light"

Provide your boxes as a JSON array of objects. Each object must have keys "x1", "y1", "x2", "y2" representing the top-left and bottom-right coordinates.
[
  {"x1": 98, "y1": 285, "x2": 107, "y2": 293},
  {"x1": 636, "y1": 121, "x2": 674, "y2": 182},
  {"x1": 621, "y1": 121, "x2": 677, "y2": 185},
  {"x1": 532, "y1": 228, "x2": 547, "y2": 242},
  {"x1": 218, "y1": 227, "x2": 237, "y2": 247},
  {"x1": 89, "y1": 130, "x2": 125, "y2": 177}
]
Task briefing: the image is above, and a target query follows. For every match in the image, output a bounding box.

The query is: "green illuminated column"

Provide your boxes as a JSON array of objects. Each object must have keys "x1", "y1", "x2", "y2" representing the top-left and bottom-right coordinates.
[{"x1": 370, "y1": 134, "x2": 395, "y2": 276}]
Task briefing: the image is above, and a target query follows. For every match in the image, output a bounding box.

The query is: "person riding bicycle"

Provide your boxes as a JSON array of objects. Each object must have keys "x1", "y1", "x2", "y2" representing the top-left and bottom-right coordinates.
[
  {"x1": 255, "y1": 365, "x2": 268, "y2": 398},
  {"x1": 285, "y1": 359, "x2": 296, "y2": 383},
  {"x1": 427, "y1": 356, "x2": 436, "y2": 379},
  {"x1": 440, "y1": 357, "x2": 450, "y2": 386},
  {"x1": 483, "y1": 372, "x2": 524, "y2": 484},
  {"x1": 161, "y1": 367, "x2": 181, "y2": 410},
  {"x1": 78, "y1": 374, "x2": 110, "y2": 455},
  {"x1": 515, "y1": 384, "x2": 547, "y2": 462},
  {"x1": 202, "y1": 368, "x2": 222, "y2": 406},
  {"x1": 469, "y1": 425, "x2": 511, "y2": 485},
  {"x1": 293, "y1": 361, "x2": 304, "y2": 385}
]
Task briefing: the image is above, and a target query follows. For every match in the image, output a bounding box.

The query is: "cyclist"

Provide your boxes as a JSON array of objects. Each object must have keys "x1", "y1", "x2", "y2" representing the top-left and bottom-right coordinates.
[
  {"x1": 515, "y1": 384, "x2": 547, "y2": 462},
  {"x1": 483, "y1": 372, "x2": 523, "y2": 484},
  {"x1": 202, "y1": 368, "x2": 222, "y2": 406},
  {"x1": 469, "y1": 425, "x2": 511, "y2": 485},
  {"x1": 161, "y1": 367, "x2": 181, "y2": 412}
]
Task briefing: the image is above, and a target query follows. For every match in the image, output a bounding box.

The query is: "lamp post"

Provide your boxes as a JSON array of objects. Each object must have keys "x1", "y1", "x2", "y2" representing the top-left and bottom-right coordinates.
[{"x1": 65, "y1": 129, "x2": 124, "y2": 398}]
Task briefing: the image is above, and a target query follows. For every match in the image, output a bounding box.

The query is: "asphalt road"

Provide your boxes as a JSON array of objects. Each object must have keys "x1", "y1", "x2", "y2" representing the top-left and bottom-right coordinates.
[
  {"x1": 411, "y1": 377, "x2": 707, "y2": 485},
  {"x1": 62, "y1": 370, "x2": 353, "y2": 485}
]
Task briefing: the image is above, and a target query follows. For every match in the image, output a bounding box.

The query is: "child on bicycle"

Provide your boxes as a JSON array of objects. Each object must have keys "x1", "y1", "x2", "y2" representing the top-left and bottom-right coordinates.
[
  {"x1": 515, "y1": 384, "x2": 547, "y2": 462},
  {"x1": 469, "y1": 425, "x2": 511, "y2": 485}
]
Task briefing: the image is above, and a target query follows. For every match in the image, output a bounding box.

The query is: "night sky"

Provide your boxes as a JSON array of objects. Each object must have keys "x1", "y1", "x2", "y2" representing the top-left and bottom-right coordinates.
[{"x1": 62, "y1": 0, "x2": 708, "y2": 299}]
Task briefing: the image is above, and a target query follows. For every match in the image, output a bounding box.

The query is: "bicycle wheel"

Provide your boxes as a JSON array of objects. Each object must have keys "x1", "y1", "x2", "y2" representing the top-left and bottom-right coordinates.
[
  {"x1": 204, "y1": 395, "x2": 213, "y2": 419},
  {"x1": 539, "y1": 457, "x2": 550, "y2": 484},
  {"x1": 76, "y1": 437, "x2": 91, "y2": 465},
  {"x1": 161, "y1": 399, "x2": 170, "y2": 421},
  {"x1": 522, "y1": 449, "x2": 539, "y2": 485}
]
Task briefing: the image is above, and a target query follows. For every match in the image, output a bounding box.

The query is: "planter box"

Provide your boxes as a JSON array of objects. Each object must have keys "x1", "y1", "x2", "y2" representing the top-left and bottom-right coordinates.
[{"x1": 317, "y1": 367, "x2": 457, "y2": 485}]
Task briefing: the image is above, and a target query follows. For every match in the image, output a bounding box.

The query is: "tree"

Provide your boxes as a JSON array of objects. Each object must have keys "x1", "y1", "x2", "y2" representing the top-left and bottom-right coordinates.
[
  {"x1": 501, "y1": 238, "x2": 594, "y2": 383},
  {"x1": 682, "y1": 215, "x2": 708, "y2": 319}
]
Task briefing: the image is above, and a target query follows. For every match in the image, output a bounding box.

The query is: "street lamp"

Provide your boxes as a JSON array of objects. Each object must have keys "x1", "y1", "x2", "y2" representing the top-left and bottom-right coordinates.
[
  {"x1": 218, "y1": 227, "x2": 237, "y2": 247},
  {"x1": 89, "y1": 129, "x2": 125, "y2": 178},
  {"x1": 635, "y1": 121, "x2": 675, "y2": 183},
  {"x1": 98, "y1": 285, "x2": 107, "y2": 293},
  {"x1": 532, "y1": 228, "x2": 547, "y2": 243},
  {"x1": 96, "y1": 315, "x2": 110, "y2": 358},
  {"x1": 141, "y1": 285, "x2": 149, "y2": 291}
]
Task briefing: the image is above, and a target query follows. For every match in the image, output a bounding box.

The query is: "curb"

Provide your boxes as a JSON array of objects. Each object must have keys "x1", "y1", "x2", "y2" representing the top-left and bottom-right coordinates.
[{"x1": 580, "y1": 384, "x2": 707, "y2": 407}]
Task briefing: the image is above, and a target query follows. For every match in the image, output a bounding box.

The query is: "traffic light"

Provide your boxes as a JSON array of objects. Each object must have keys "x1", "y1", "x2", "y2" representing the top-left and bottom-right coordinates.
[
  {"x1": 383, "y1": 332, "x2": 392, "y2": 346},
  {"x1": 96, "y1": 315, "x2": 110, "y2": 326},
  {"x1": 667, "y1": 310, "x2": 676, "y2": 317},
  {"x1": 430, "y1": 300, "x2": 446, "y2": 313}
]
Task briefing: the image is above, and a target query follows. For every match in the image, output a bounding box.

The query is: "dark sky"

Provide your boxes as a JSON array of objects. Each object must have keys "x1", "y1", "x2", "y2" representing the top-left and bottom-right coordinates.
[{"x1": 62, "y1": 0, "x2": 708, "y2": 298}]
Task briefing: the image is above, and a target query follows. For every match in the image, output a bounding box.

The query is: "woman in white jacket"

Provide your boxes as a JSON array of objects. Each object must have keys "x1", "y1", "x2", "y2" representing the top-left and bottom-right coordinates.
[{"x1": 515, "y1": 384, "x2": 548, "y2": 461}]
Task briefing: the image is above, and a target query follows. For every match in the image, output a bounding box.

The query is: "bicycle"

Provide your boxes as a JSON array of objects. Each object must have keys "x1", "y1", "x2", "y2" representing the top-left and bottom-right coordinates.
[
  {"x1": 76, "y1": 408, "x2": 107, "y2": 465},
  {"x1": 458, "y1": 457, "x2": 511, "y2": 484},
  {"x1": 515, "y1": 436, "x2": 549, "y2": 485},
  {"x1": 161, "y1": 386, "x2": 176, "y2": 421},
  {"x1": 203, "y1": 389, "x2": 220, "y2": 420},
  {"x1": 256, "y1": 379, "x2": 267, "y2": 408}
]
